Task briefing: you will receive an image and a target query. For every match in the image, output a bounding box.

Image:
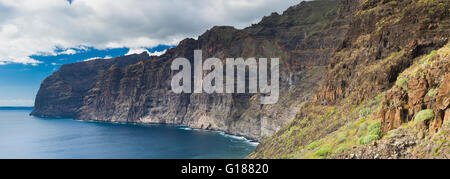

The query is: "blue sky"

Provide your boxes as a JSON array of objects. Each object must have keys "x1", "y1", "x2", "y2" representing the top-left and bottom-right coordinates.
[{"x1": 0, "y1": 0, "x2": 300, "y2": 106}]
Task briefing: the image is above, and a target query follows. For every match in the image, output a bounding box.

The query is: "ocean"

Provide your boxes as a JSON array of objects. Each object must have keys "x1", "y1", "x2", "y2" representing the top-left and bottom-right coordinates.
[{"x1": 0, "y1": 107, "x2": 257, "y2": 159}]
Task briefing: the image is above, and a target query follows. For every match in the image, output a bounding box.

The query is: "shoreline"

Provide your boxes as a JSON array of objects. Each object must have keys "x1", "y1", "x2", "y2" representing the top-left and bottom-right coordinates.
[
  {"x1": 50, "y1": 117, "x2": 260, "y2": 146},
  {"x1": 80, "y1": 119, "x2": 260, "y2": 146},
  {"x1": 28, "y1": 109, "x2": 261, "y2": 145}
]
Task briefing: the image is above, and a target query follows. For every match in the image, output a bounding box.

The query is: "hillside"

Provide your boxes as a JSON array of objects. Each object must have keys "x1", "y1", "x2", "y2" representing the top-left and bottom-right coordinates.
[{"x1": 249, "y1": 0, "x2": 449, "y2": 159}]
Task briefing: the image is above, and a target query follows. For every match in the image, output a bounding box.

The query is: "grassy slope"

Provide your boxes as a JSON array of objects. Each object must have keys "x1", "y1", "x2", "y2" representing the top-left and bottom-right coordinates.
[{"x1": 249, "y1": 42, "x2": 449, "y2": 159}]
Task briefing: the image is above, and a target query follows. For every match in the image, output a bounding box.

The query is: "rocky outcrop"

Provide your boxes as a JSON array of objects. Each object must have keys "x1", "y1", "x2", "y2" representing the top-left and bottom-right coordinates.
[
  {"x1": 34, "y1": 0, "x2": 349, "y2": 141},
  {"x1": 334, "y1": 45, "x2": 449, "y2": 159},
  {"x1": 31, "y1": 53, "x2": 148, "y2": 118},
  {"x1": 337, "y1": 100, "x2": 450, "y2": 159},
  {"x1": 380, "y1": 44, "x2": 449, "y2": 136}
]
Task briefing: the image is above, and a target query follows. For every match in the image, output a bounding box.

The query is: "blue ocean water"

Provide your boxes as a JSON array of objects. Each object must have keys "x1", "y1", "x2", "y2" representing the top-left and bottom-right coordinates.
[{"x1": 0, "y1": 107, "x2": 257, "y2": 159}]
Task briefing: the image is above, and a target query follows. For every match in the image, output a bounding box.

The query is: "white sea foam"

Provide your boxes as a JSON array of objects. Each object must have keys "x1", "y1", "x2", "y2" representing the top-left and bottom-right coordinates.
[
  {"x1": 248, "y1": 141, "x2": 260, "y2": 146},
  {"x1": 176, "y1": 126, "x2": 259, "y2": 146},
  {"x1": 216, "y1": 131, "x2": 260, "y2": 146},
  {"x1": 179, "y1": 126, "x2": 193, "y2": 131}
]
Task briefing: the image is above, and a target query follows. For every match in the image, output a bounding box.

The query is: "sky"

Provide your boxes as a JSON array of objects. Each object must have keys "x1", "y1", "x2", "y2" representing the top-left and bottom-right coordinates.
[{"x1": 0, "y1": 0, "x2": 301, "y2": 106}]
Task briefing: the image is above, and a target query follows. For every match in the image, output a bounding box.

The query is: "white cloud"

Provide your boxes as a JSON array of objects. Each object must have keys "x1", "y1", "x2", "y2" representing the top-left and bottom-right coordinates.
[
  {"x1": 0, "y1": 57, "x2": 42, "y2": 65},
  {"x1": 58, "y1": 49, "x2": 77, "y2": 55},
  {"x1": 125, "y1": 47, "x2": 149, "y2": 56},
  {"x1": 150, "y1": 50, "x2": 167, "y2": 57},
  {"x1": 0, "y1": 99, "x2": 34, "y2": 106},
  {"x1": 126, "y1": 47, "x2": 167, "y2": 57},
  {"x1": 83, "y1": 55, "x2": 113, "y2": 61},
  {"x1": 83, "y1": 57, "x2": 101, "y2": 61},
  {"x1": 0, "y1": 0, "x2": 301, "y2": 65}
]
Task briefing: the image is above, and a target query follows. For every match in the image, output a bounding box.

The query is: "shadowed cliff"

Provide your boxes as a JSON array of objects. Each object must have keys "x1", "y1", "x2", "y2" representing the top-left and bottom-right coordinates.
[{"x1": 31, "y1": 53, "x2": 148, "y2": 118}]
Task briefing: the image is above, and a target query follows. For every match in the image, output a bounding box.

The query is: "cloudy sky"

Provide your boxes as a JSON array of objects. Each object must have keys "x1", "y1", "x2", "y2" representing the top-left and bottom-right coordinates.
[{"x1": 0, "y1": 0, "x2": 301, "y2": 106}]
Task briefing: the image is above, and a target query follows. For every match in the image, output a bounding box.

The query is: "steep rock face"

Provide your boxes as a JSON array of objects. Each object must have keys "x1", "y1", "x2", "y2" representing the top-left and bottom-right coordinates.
[
  {"x1": 380, "y1": 44, "x2": 449, "y2": 136},
  {"x1": 75, "y1": 0, "x2": 349, "y2": 141},
  {"x1": 78, "y1": 46, "x2": 192, "y2": 124},
  {"x1": 31, "y1": 53, "x2": 148, "y2": 118},
  {"x1": 314, "y1": 0, "x2": 449, "y2": 105},
  {"x1": 336, "y1": 44, "x2": 449, "y2": 159},
  {"x1": 249, "y1": 0, "x2": 449, "y2": 158}
]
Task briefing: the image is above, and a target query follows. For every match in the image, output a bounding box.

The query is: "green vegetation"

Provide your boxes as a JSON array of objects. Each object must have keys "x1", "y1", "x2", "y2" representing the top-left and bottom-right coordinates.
[
  {"x1": 335, "y1": 145, "x2": 349, "y2": 153},
  {"x1": 368, "y1": 121, "x2": 382, "y2": 137},
  {"x1": 359, "y1": 107, "x2": 372, "y2": 118},
  {"x1": 390, "y1": 51, "x2": 399, "y2": 58},
  {"x1": 395, "y1": 77, "x2": 408, "y2": 91},
  {"x1": 386, "y1": 128, "x2": 400, "y2": 138},
  {"x1": 307, "y1": 141, "x2": 322, "y2": 150},
  {"x1": 402, "y1": 45, "x2": 445, "y2": 79},
  {"x1": 357, "y1": 122, "x2": 368, "y2": 137},
  {"x1": 256, "y1": 89, "x2": 389, "y2": 158},
  {"x1": 414, "y1": 109, "x2": 434, "y2": 122},
  {"x1": 376, "y1": 93, "x2": 383, "y2": 101},
  {"x1": 421, "y1": 50, "x2": 438, "y2": 63},
  {"x1": 337, "y1": 133, "x2": 347, "y2": 144},
  {"x1": 427, "y1": 88, "x2": 438, "y2": 98},
  {"x1": 358, "y1": 121, "x2": 382, "y2": 145},
  {"x1": 314, "y1": 144, "x2": 332, "y2": 159},
  {"x1": 358, "y1": 135, "x2": 380, "y2": 145}
]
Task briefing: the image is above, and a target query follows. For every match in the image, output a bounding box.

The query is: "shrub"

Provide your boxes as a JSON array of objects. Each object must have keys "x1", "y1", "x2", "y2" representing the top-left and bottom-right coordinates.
[
  {"x1": 386, "y1": 128, "x2": 400, "y2": 138},
  {"x1": 346, "y1": 123, "x2": 355, "y2": 130},
  {"x1": 422, "y1": 50, "x2": 438, "y2": 62},
  {"x1": 359, "y1": 122, "x2": 368, "y2": 130},
  {"x1": 358, "y1": 121, "x2": 383, "y2": 145},
  {"x1": 368, "y1": 121, "x2": 382, "y2": 137},
  {"x1": 314, "y1": 145, "x2": 332, "y2": 159},
  {"x1": 358, "y1": 135, "x2": 380, "y2": 145},
  {"x1": 359, "y1": 107, "x2": 372, "y2": 118},
  {"x1": 337, "y1": 133, "x2": 347, "y2": 144},
  {"x1": 335, "y1": 145, "x2": 349, "y2": 153},
  {"x1": 427, "y1": 89, "x2": 438, "y2": 98},
  {"x1": 396, "y1": 77, "x2": 408, "y2": 90},
  {"x1": 376, "y1": 93, "x2": 383, "y2": 101},
  {"x1": 307, "y1": 141, "x2": 322, "y2": 150},
  {"x1": 357, "y1": 122, "x2": 368, "y2": 137},
  {"x1": 414, "y1": 109, "x2": 434, "y2": 122}
]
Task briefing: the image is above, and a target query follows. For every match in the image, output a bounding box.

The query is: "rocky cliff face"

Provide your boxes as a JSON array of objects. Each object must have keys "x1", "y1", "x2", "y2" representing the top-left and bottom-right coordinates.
[
  {"x1": 249, "y1": 0, "x2": 449, "y2": 158},
  {"x1": 31, "y1": 53, "x2": 148, "y2": 118},
  {"x1": 33, "y1": 0, "x2": 348, "y2": 141},
  {"x1": 314, "y1": 0, "x2": 448, "y2": 105},
  {"x1": 336, "y1": 45, "x2": 449, "y2": 159}
]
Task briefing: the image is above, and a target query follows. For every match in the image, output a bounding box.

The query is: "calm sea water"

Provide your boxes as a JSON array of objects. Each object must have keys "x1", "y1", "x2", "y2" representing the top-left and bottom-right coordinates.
[{"x1": 0, "y1": 107, "x2": 257, "y2": 159}]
